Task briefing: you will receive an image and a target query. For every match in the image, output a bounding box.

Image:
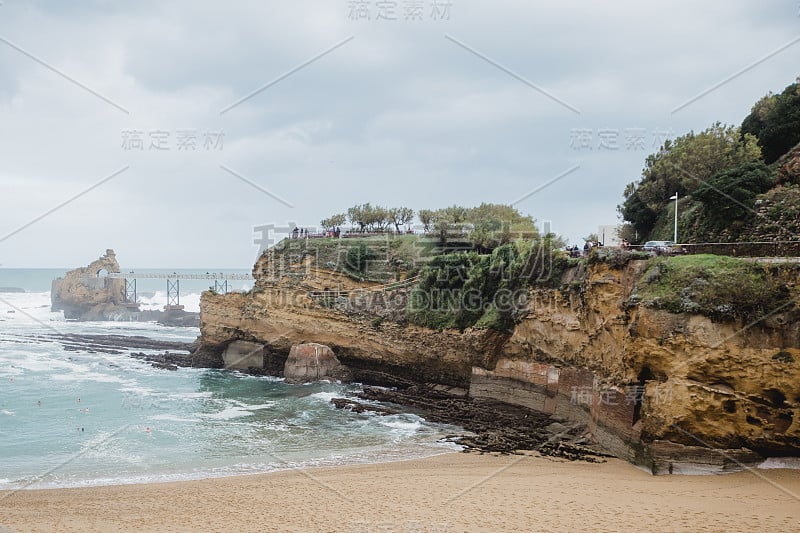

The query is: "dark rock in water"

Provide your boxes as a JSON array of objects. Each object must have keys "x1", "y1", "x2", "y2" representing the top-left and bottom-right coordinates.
[
  {"x1": 358, "y1": 385, "x2": 611, "y2": 461},
  {"x1": 150, "y1": 361, "x2": 178, "y2": 371},
  {"x1": 330, "y1": 398, "x2": 396, "y2": 415},
  {"x1": 141, "y1": 309, "x2": 201, "y2": 328},
  {"x1": 130, "y1": 351, "x2": 193, "y2": 369},
  {"x1": 37, "y1": 333, "x2": 194, "y2": 355},
  {"x1": 0, "y1": 287, "x2": 25, "y2": 293}
]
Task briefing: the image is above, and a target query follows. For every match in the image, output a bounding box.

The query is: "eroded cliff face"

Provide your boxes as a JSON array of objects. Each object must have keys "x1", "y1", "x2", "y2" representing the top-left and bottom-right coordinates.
[
  {"x1": 199, "y1": 247, "x2": 800, "y2": 472},
  {"x1": 200, "y1": 249, "x2": 506, "y2": 388},
  {"x1": 492, "y1": 261, "x2": 800, "y2": 470}
]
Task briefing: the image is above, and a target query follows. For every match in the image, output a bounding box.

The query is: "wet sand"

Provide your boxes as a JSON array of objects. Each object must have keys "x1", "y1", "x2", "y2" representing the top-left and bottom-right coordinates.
[{"x1": 1, "y1": 452, "x2": 799, "y2": 532}]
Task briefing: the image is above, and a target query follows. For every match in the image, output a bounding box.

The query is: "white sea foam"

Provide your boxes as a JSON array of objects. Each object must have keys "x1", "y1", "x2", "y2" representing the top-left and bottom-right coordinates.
[
  {"x1": 309, "y1": 391, "x2": 340, "y2": 403},
  {"x1": 200, "y1": 406, "x2": 256, "y2": 420},
  {"x1": 137, "y1": 291, "x2": 202, "y2": 313},
  {"x1": 119, "y1": 384, "x2": 157, "y2": 396},
  {"x1": 200, "y1": 400, "x2": 277, "y2": 420},
  {"x1": 262, "y1": 422, "x2": 290, "y2": 432},
  {"x1": 0, "y1": 287, "x2": 463, "y2": 490},
  {"x1": 434, "y1": 439, "x2": 466, "y2": 452},
  {"x1": 51, "y1": 371, "x2": 128, "y2": 384},
  {"x1": 12, "y1": 356, "x2": 71, "y2": 373},
  {"x1": 0, "y1": 366, "x2": 24, "y2": 377},
  {"x1": 0, "y1": 289, "x2": 204, "y2": 319},
  {"x1": 167, "y1": 392, "x2": 213, "y2": 400},
  {"x1": 0, "y1": 292, "x2": 64, "y2": 324},
  {"x1": 381, "y1": 418, "x2": 423, "y2": 433},
  {"x1": 758, "y1": 457, "x2": 800, "y2": 470},
  {"x1": 248, "y1": 402, "x2": 277, "y2": 411},
  {"x1": 148, "y1": 414, "x2": 199, "y2": 423}
]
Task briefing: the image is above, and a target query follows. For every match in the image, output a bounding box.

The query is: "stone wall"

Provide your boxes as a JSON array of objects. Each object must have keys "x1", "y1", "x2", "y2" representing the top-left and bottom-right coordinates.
[
  {"x1": 471, "y1": 361, "x2": 639, "y2": 463},
  {"x1": 222, "y1": 340, "x2": 266, "y2": 371}
]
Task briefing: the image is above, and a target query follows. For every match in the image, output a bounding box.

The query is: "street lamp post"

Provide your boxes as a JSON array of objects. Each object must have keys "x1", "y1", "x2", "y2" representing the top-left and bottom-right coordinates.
[{"x1": 669, "y1": 192, "x2": 678, "y2": 243}]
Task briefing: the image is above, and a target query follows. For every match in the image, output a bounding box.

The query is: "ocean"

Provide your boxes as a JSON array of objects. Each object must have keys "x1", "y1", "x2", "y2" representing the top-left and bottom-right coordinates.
[{"x1": 0, "y1": 269, "x2": 461, "y2": 490}]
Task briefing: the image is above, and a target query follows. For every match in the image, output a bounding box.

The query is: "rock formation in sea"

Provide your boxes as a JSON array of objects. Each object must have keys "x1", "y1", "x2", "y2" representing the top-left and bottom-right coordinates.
[
  {"x1": 51, "y1": 249, "x2": 199, "y2": 326},
  {"x1": 283, "y1": 343, "x2": 351, "y2": 384},
  {"x1": 51, "y1": 249, "x2": 126, "y2": 319},
  {"x1": 195, "y1": 237, "x2": 800, "y2": 474}
]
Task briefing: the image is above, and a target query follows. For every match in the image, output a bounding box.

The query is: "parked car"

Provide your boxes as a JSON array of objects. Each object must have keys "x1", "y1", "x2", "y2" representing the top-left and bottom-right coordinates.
[{"x1": 642, "y1": 240, "x2": 675, "y2": 254}]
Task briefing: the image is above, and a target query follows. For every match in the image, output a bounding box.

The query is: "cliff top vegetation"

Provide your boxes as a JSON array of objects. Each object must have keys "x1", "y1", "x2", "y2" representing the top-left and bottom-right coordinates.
[
  {"x1": 631, "y1": 254, "x2": 794, "y2": 322},
  {"x1": 619, "y1": 78, "x2": 800, "y2": 245}
]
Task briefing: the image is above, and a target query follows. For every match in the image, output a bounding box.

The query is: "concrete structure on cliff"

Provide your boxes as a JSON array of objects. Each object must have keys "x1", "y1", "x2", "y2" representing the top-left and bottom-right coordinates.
[{"x1": 197, "y1": 237, "x2": 800, "y2": 474}]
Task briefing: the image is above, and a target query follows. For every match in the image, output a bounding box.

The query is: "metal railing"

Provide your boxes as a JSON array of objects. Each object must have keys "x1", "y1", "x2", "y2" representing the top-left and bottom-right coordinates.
[
  {"x1": 307, "y1": 274, "x2": 422, "y2": 301},
  {"x1": 101, "y1": 272, "x2": 253, "y2": 280},
  {"x1": 628, "y1": 241, "x2": 800, "y2": 258}
]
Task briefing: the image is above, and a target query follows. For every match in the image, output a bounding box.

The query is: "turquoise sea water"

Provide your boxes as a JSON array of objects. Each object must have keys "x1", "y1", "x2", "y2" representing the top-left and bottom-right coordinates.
[{"x1": 0, "y1": 270, "x2": 460, "y2": 489}]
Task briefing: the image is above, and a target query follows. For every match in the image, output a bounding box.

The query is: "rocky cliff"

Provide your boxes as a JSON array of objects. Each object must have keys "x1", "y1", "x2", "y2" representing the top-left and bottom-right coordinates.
[
  {"x1": 483, "y1": 260, "x2": 800, "y2": 472},
  {"x1": 200, "y1": 250, "x2": 506, "y2": 387},
  {"x1": 51, "y1": 249, "x2": 126, "y2": 319},
  {"x1": 197, "y1": 241, "x2": 800, "y2": 473}
]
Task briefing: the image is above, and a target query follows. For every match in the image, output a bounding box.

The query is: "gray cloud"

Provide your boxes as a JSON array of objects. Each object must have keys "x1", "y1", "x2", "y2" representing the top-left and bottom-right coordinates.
[{"x1": 0, "y1": 0, "x2": 798, "y2": 268}]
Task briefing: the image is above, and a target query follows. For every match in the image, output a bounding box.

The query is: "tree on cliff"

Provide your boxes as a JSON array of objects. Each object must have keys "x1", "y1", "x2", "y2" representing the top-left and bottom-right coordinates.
[
  {"x1": 417, "y1": 203, "x2": 538, "y2": 249},
  {"x1": 336, "y1": 202, "x2": 540, "y2": 251},
  {"x1": 320, "y1": 213, "x2": 346, "y2": 231},
  {"x1": 418, "y1": 209, "x2": 435, "y2": 232},
  {"x1": 690, "y1": 161, "x2": 774, "y2": 238},
  {"x1": 741, "y1": 79, "x2": 800, "y2": 164},
  {"x1": 388, "y1": 207, "x2": 415, "y2": 233},
  {"x1": 467, "y1": 203, "x2": 538, "y2": 251},
  {"x1": 619, "y1": 123, "x2": 761, "y2": 241},
  {"x1": 347, "y1": 205, "x2": 367, "y2": 232},
  {"x1": 347, "y1": 204, "x2": 391, "y2": 232}
]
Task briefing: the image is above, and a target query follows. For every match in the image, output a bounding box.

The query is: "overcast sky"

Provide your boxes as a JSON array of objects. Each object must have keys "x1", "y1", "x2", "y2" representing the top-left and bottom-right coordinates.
[{"x1": 0, "y1": 0, "x2": 798, "y2": 268}]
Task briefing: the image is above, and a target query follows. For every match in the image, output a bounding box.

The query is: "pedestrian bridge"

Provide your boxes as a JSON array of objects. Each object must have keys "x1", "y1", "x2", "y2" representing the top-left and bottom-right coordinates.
[
  {"x1": 85, "y1": 271, "x2": 253, "y2": 309},
  {"x1": 105, "y1": 272, "x2": 253, "y2": 280}
]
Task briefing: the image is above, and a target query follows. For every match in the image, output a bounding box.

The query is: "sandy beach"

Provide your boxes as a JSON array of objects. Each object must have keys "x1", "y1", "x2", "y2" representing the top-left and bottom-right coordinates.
[{"x1": 1, "y1": 452, "x2": 798, "y2": 532}]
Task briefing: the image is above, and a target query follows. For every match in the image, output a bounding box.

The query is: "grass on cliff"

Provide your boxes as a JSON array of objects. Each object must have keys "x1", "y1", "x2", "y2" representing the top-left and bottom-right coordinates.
[{"x1": 631, "y1": 254, "x2": 793, "y2": 321}]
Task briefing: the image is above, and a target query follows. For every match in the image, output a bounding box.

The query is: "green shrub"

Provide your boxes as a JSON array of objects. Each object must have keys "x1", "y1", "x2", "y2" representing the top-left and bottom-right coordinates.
[
  {"x1": 406, "y1": 240, "x2": 566, "y2": 331},
  {"x1": 345, "y1": 243, "x2": 374, "y2": 273},
  {"x1": 632, "y1": 254, "x2": 792, "y2": 321}
]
